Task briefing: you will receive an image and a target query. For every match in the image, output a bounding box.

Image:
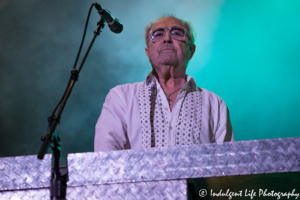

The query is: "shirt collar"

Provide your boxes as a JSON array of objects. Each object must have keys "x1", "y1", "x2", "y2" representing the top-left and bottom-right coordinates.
[
  {"x1": 145, "y1": 73, "x2": 198, "y2": 92},
  {"x1": 145, "y1": 73, "x2": 156, "y2": 86},
  {"x1": 184, "y1": 75, "x2": 198, "y2": 92}
]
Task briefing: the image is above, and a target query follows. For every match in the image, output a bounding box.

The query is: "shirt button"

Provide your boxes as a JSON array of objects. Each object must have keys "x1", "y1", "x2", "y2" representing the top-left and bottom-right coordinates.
[
  {"x1": 158, "y1": 89, "x2": 160, "y2": 92},
  {"x1": 170, "y1": 126, "x2": 173, "y2": 130},
  {"x1": 165, "y1": 107, "x2": 168, "y2": 110}
]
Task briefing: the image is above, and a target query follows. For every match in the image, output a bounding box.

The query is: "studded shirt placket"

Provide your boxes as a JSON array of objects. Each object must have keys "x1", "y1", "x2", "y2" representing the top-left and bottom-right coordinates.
[{"x1": 154, "y1": 78, "x2": 194, "y2": 147}]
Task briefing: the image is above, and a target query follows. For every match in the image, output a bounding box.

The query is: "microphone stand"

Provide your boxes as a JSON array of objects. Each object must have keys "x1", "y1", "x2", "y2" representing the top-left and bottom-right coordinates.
[{"x1": 37, "y1": 14, "x2": 106, "y2": 199}]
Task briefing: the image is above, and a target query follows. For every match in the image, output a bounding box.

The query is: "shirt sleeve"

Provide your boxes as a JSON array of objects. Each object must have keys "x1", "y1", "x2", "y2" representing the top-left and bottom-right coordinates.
[
  {"x1": 94, "y1": 88, "x2": 128, "y2": 151},
  {"x1": 214, "y1": 98, "x2": 234, "y2": 143}
]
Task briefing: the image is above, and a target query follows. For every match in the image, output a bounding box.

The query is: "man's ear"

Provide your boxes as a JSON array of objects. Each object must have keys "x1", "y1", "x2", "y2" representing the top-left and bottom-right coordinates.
[
  {"x1": 145, "y1": 46, "x2": 149, "y2": 59},
  {"x1": 189, "y1": 44, "x2": 196, "y2": 60}
]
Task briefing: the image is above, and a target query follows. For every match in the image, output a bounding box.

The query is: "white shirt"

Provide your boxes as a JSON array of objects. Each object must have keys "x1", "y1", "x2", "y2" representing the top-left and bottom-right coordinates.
[{"x1": 95, "y1": 75, "x2": 234, "y2": 151}]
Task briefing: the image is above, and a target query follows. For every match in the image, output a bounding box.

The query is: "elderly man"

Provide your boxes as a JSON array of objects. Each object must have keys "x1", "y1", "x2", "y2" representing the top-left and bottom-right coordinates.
[{"x1": 94, "y1": 16, "x2": 234, "y2": 151}]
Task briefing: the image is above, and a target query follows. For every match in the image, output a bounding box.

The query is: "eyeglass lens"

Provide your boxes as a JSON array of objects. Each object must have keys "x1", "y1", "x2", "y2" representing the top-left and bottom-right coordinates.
[{"x1": 151, "y1": 26, "x2": 186, "y2": 42}]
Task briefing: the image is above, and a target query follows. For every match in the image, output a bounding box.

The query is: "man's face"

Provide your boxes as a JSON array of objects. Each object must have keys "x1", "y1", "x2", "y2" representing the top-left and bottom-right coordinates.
[{"x1": 145, "y1": 17, "x2": 195, "y2": 73}]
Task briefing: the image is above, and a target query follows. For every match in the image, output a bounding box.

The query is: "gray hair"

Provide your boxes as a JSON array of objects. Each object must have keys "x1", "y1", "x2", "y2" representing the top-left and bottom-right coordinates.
[{"x1": 144, "y1": 14, "x2": 195, "y2": 46}]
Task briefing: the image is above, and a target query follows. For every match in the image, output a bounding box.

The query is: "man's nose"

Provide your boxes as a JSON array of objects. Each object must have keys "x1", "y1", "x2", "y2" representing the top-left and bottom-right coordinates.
[{"x1": 163, "y1": 30, "x2": 172, "y2": 43}]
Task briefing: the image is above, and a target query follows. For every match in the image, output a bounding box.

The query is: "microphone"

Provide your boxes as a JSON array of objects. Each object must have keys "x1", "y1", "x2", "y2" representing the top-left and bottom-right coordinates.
[{"x1": 94, "y1": 3, "x2": 123, "y2": 34}]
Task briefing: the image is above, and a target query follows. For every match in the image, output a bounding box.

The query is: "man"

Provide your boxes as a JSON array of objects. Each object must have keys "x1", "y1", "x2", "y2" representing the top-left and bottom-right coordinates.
[{"x1": 94, "y1": 16, "x2": 234, "y2": 151}]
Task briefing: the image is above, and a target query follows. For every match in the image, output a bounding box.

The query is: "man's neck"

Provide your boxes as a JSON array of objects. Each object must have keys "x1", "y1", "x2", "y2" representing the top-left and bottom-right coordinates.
[
  {"x1": 152, "y1": 66, "x2": 186, "y2": 92},
  {"x1": 152, "y1": 66, "x2": 187, "y2": 111}
]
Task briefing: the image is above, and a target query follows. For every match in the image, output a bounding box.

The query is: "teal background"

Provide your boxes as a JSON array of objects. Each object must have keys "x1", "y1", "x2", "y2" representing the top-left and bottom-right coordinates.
[{"x1": 0, "y1": 0, "x2": 299, "y2": 165}]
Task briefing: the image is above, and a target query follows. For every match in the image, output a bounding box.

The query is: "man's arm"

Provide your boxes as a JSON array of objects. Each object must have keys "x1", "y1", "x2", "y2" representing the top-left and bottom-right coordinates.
[
  {"x1": 214, "y1": 98, "x2": 234, "y2": 143},
  {"x1": 94, "y1": 89, "x2": 128, "y2": 151}
]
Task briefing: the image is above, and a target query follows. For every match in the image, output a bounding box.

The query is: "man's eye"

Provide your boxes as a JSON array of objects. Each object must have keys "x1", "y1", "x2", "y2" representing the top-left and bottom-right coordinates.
[
  {"x1": 171, "y1": 29, "x2": 185, "y2": 37},
  {"x1": 152, "y1": 29, "x2": 164, "y2": 37}
]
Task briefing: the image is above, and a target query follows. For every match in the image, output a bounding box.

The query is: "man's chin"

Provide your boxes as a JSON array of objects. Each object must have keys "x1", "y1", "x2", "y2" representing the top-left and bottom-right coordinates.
[
  {"x1": 159, "y1": 62, "x2": 178, "y2": 67},
  {"x1": 158, "y1": 57, "x2": 178, "y2": 66}
]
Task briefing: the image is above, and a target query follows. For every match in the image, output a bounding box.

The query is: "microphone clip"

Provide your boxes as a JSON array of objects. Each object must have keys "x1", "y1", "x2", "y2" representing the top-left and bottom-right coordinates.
[{"x1": 94, "y1": 2, "x2": 123, "y2": 34}]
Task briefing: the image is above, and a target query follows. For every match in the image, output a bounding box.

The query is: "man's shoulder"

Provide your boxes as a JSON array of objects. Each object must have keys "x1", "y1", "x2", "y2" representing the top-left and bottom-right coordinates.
[
  {"x1": 112, "y1": 81, "x2": 143, "y2": 91},
  {"x1": 109, "y1": 81, "x2": 144, "y2": 97},
  {"x1": 198, "y1": 87, "x2": 224, "y2": 104}
]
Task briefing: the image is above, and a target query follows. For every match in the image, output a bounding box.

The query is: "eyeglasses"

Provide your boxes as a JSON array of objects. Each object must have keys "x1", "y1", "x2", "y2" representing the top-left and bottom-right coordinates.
[{"x1": 149, "y1": 25, "x2": 191, "y2": 43}]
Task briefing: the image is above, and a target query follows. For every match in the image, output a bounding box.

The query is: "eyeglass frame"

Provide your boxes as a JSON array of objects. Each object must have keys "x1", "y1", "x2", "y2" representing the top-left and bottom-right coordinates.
[{"x1": 148, "y1": 25, "x2": 192, "y2": 44}]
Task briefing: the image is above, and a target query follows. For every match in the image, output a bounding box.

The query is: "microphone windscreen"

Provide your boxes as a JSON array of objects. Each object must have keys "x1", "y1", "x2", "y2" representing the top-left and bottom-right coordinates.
[{"x1": 110, "y1": 18, "x2": 123, "y2": 34}]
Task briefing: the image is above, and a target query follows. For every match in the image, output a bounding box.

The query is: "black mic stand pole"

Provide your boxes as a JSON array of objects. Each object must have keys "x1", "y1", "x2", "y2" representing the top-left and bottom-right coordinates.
[{"x1": 37, "y1": 15, "x2": 106, "y2": 200}]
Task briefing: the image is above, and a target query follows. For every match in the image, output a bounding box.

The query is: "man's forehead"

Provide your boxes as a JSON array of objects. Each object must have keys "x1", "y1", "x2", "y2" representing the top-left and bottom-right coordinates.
[{"x1": 151, "y1": 17, "x2": 184, "y2": 29}]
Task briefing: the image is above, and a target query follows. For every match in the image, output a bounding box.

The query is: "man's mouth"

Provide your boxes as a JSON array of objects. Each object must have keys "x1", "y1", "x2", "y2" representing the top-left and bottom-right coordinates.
[{"x1": 160, "y1": 48, "x2": 175, "y2": 52}]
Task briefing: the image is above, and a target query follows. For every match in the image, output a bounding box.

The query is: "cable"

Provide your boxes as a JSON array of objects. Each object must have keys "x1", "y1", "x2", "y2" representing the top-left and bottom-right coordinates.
[{"x1": 49, "y1": 3, "x2": 96, "y2": 123}]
